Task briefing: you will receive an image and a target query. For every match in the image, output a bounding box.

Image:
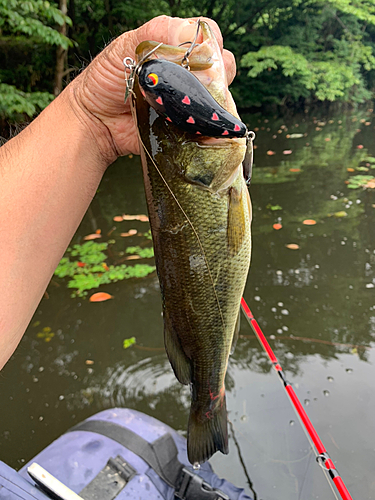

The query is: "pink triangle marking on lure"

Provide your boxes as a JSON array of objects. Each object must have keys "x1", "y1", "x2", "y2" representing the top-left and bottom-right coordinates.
[
  {"x1": 222, "y1": 130, "x2": 229, "y2": 135},
  {"x1": 234, "y1": 124, "x2": 241, "y2": 131},
  {"x1": 196, "y1": 131, "x2": 202, "y2": 135},
  {"x1": 212, "y1": 112, "x2": 219, "y2": 121},
  {"x1": 186, "y1": 116, "x2": 195, "y2": 124},
  {"x1": 156, "y1": 96, "x2": 163, "y2": 105},
  {"x1": 182, "y1": 95, "x2": 191, "y2": 105},
  {"x1": 166, "y1": 116, "x2": 172, "y2": 122}
]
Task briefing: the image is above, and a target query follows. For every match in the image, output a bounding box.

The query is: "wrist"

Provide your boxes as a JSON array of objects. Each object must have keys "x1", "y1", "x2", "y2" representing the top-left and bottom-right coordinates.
[{"x1": 63, "y1": 74, "x2": 120, "y2": 167}]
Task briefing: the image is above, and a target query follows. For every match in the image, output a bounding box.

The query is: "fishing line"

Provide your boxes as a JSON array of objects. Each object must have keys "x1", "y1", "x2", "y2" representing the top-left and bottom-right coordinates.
[{"x1": 130, "y1": 89, "x2": 227, "y2": 335}]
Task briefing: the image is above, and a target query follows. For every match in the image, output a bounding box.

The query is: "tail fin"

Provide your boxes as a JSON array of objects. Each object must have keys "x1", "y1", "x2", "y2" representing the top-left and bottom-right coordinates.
[{"x1": 187, "y1": 395, "x2": 228, "y2": 464}]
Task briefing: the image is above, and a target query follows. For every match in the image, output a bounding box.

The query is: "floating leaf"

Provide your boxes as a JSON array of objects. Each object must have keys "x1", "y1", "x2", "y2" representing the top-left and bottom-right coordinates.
[
  {"x1": 85, "y1": 360, "x2": 94, "y2": 365},
  {"x1": 123, "y1": 337, "x2": 136, "y2": 349},
  {"x1": 122, "y1": 214, "x2": 149, "y2": 221},
  {"x1": 286, "y1": 243, "x2": 300, "y2": 250},
  {"x1": 113, "y1": 216, "x2": 123, "y2": 222},
  {"x1": 289, "y1": 168, "x2": 301, "y2": 172},
  {"x1": 89, "y1": 292, "x2": 113, "y2": 302},
  {"x1": 273, "y1": 223, "x2": 282, "y2": 230},
  {"x1": 364, "y1": 179, "x2": 375, "y2": 189},
  {"x1": 36, "y1": 327, "x2": 55, "y2": 342},
  {"x1": 288, "y1": 133, "x2": 304, "y2": 139},
  {"x1": 267, "y1": 150, "x2": 276, "y2": 155},
  {"x1": 267, "y1": 204, "x2": 282, "y2": 211},
  {"x1": 126, "y1": 255, "x2": 141, "y2": 260},
  {"x1": 84, "y1": 234, "x2": 102, "y2": 241},
  {"x1": 334, "y1": 211, "x2": 348, "y2": 218},
  {"x1": 120, "y1": 229, "x2": 138, "y2": 237},
  {"x1": 283, "y1": 150, "x2": 292, "y2": 155},
  {"x1": 303, "y1": 219, "x2": 316, "y2": 225},
  {"x1": 356, "y1": 166, "x2": 369, "y2": 172},
  {"x1": 347, "y1": 168, "x2": 355, "y2": 172}
]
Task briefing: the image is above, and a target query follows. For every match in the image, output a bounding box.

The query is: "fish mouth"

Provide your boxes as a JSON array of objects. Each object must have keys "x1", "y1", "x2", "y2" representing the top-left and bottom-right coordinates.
[{"x1": 185, "y1": 136, "x2": 246, "y2": 148}]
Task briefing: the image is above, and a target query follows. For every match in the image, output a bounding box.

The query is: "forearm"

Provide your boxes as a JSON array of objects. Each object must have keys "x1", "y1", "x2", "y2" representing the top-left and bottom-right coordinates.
[{"x1": 0, "y1": 86, "x2": 109, "y2": 369}]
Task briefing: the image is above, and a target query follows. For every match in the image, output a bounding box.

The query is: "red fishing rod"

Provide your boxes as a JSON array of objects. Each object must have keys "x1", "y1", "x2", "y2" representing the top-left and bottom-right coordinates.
[{"x1": 240, "y1": 297, "x2": 353, "y2": 500}]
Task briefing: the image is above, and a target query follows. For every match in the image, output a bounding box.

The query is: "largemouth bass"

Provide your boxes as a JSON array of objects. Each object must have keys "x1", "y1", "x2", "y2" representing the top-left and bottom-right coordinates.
[{"x1": 131, "y1": 20, "x2": 252, "y2": 465}]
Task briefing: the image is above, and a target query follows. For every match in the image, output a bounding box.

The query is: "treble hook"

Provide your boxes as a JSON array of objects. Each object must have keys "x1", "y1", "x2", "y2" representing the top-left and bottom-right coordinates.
[{"x1": 180, "y1": 19, "x2": 201, "y2": 70}]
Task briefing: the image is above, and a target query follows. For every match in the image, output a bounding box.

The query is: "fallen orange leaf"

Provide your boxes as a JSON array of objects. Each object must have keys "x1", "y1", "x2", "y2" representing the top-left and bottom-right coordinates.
[
  {"x1": 89, "y1": 292, "x2": 113, "y2": 302},
  {"x1": 122, "y1": 214, "x2": 149, "y2": 222},
  {"x1": 126, "y1": 255, "x2": 141, "y2": 260},
  {"x1": 303, "y1": 219, "x2": 316, "y2": 225},
  {"x1": 95, "y1": 229, "x2": 101, "y2": 234},
  {"x1": 113, "y1": 216, "x2": 123, "y2": 222},
  {"x1": 84, "y1": 233, "x2": 102, "y2": 241},
  {"x1": 273, "y1": 223, "x2": 282, "y2": 230},
  {"x1": 347, "y1": 168, "x2": 355, "y2": 172},
  {"x1": 286, "y1": 243, "x2": 300, "y2": 250},
  {"x1": 77, "y1": 261, "x2": 86, "y2": 268},
  {"x1": 357, "y1": 145, "x2": 364, "y2": 149},
  {"x1": 364, "y1": 179, "x2": 375, "y2": 189},
  {"x1": 324, "y1": 138, "x2": 331, "y2": 141},
  {"x1": 102, "y1": 263, "x2": 110, "y2": 271},
  {"x1": 283, "y1": 150, "x2": 293, "y2": 155},
  {"x1": 289, "y1": 168, "x2": 301, "y2": 172},
  {"x1": 267, "y1": 150, "x2": 276, "y2": 155},
  {"x1": 120, "y1": 229, "x2": 138, "y2": 237}
]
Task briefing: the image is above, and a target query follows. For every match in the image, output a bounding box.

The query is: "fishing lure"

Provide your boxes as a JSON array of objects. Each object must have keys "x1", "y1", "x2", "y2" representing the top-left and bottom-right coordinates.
[
  {"x1": 137, "y1": 59, "x2": 247, "y2": 139},
  {"x1": 124, "y1": 22, "x2": 256, "y2": 183}
]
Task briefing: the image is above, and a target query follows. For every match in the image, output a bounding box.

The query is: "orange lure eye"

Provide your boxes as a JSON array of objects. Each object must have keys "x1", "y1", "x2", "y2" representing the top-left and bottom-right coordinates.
[{"x1": 147, "y1": 73, "x2": 158, "y2": 86}]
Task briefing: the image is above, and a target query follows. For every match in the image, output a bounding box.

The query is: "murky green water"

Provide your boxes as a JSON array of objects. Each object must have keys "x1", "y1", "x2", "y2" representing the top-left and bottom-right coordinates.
[{"x1": 1, "y1": 109, "x2": 375, "y2": 499}]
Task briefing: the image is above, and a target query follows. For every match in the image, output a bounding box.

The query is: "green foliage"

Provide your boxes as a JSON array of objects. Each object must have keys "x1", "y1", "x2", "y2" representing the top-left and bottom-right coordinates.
[
  {"x1": 123, "y1": 337, "x2": 136, "y2": 349},
  {"x1": 126, "y1": 246, "x2": 155, "y2": 259},
  {"x1": 346, "y1": 174, "x2": 374, "y2": 189},
  {"x1": 0, "y1": 83, "x2": 53, "y2": 119},
  {"x1": 54, "y1": 241, "x2": 155, "y2": 297},
  {"x1": 2, "y1": 0, "x2": 375, "y2": 126},
  {"x1": 0, "y1": 0, "x2": 71, "y2": 48}
]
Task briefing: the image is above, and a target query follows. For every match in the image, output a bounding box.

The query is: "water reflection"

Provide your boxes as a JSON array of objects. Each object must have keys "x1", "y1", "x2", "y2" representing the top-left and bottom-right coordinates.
[{"x1": 0, "y1": 109, "x2": 375, "y2": 499}]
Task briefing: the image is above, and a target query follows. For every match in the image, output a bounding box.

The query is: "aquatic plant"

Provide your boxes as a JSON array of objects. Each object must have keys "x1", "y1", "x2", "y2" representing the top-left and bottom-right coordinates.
[{"x1": 54, "y1": 240, "x2": 155, "y2": 297}]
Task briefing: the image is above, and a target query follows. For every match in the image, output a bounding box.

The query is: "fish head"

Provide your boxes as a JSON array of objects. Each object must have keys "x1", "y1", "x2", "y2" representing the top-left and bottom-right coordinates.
[{"x1": 133, "y1": 20, "x2": 247, "y2": 192}]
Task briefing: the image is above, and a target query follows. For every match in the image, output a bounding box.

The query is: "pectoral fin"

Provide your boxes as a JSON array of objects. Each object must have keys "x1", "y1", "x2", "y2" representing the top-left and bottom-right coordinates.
[
  {"x1": 227, "y1": 187, "x2": 246, "y2": 257},
  {"x1": 230, "y1": 309, "x2": 240, "y2": 355},
  {"x1": 164, "y1": 310, "x2": 191, "y2": 385}
]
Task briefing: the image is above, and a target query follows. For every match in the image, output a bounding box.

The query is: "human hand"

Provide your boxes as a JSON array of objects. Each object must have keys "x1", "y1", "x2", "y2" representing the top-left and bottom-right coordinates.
[{"x1": 67, "y1": 15, "x2": 237, "y2": 164}]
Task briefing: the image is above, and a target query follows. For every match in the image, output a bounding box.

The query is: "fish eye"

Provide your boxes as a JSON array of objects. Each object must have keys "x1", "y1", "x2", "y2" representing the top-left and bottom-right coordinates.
[{"x1": 146, "y1": 73, "x2": 158, "y2": 86}]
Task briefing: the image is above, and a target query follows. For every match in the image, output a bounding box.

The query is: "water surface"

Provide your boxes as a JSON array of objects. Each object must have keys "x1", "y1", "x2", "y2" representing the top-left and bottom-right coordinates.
[{"x1": 1, "y1": 109, "x2": 374, "y2": 499}]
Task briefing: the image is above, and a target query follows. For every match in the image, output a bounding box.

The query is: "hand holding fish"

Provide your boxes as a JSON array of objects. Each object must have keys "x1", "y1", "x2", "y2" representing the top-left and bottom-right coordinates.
[{"x1": 70, "y1": 16, "x2": 237, "y2": 160}]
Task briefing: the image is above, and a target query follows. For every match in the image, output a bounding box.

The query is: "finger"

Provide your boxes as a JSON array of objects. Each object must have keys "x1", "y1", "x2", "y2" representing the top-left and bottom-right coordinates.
[
  {"x1": 134, "y1": 15, "x2": 224, "y2": 53},
  {"x1": 223, "y1": 49, "x2": 237, "y2": 85}
]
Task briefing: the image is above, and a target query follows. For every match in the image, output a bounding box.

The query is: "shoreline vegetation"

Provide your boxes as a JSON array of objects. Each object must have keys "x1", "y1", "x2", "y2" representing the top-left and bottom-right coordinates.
[{"x1": 1, "y1": 1, "x2": 375, "y2": 136}]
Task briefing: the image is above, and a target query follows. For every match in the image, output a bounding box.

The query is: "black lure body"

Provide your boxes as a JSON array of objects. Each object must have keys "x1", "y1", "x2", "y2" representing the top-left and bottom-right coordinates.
[{"x1": 137, "y1": 59, "x2": 247, "y2": 139}]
